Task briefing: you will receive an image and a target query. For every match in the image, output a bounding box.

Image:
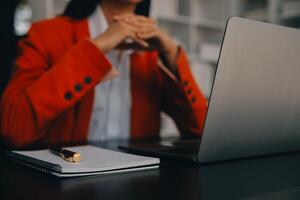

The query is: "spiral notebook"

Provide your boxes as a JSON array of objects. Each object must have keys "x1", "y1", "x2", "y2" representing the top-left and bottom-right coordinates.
[{"x1": 5, "y1": 145, "x2": 160, "y2": 177}]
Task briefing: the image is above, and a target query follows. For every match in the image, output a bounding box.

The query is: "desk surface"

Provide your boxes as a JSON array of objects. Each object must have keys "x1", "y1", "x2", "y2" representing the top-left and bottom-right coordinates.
[{"x1": 1, "y1": 140, "x2": 300, "y2": 200}]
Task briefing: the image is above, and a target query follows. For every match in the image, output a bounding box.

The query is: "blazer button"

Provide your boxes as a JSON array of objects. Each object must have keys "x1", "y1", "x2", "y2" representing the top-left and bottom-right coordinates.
[
  {"x1": 187, "y1": 89, "x2": 192, "y2": 94},
  {"x1": 84, "y1": 76, "x2": 92, "y2": 84},
  {"x1": 74, "y1": 84, "x2": 83, "y2": 92},
  {"x1": 64, "y1": 92, "x2": 73, "y2": 101},
  {"x1": 191, "y1": 97, "x2": 196, "y2": 103},
  {"x1": 183, "y1": 80, "x2": 188, "y2": 87}
]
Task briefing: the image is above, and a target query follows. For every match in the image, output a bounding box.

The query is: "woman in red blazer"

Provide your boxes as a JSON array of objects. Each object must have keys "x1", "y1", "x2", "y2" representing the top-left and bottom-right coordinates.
[{"x1": 0, "y1": 0, "x2": 207, "y2": 147}]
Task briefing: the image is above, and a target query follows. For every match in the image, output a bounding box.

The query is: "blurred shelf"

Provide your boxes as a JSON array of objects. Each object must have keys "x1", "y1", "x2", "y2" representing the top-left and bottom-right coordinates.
[
  {"x1": 281, "y1": 9, "x2": 300, "y2": 20},
  {"x1": 157, "y1": 14, "x2": 225, "y2": 30},
  {"x1": 280, "y1": 0, "x2": 300, "y2": 20}
]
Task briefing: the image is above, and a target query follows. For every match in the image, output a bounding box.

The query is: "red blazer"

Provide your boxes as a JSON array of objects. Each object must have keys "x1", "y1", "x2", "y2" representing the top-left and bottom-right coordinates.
[{"x1": 0, "y1": 17, "x2": 207, "y2": 147}]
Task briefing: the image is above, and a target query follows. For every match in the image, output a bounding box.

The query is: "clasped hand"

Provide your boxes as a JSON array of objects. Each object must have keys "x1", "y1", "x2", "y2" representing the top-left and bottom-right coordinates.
[{"x1": 92, "y1": 14, "x2": 179, "y2": 69}]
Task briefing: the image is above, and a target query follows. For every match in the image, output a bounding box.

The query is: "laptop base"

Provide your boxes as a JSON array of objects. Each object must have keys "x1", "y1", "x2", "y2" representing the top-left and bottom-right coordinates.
[{"x1": 119, "y1": 139, "x2": 201, "y2": 162}]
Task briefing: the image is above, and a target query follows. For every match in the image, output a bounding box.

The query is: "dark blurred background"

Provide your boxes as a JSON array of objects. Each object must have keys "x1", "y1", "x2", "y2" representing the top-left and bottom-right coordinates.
[{"x1": 0, "y1": 0, "x2": 19, "y2": 97}]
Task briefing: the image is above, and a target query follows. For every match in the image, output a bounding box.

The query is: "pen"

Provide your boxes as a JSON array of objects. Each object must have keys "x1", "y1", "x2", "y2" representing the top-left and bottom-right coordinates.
[{"x1": 49, "y1": 146, "x2": 81, "y2": 163}]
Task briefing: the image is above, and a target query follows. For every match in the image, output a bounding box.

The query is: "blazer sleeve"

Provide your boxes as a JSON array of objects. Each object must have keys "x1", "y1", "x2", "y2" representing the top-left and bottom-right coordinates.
[
  {"x1": 159, "y1": 48, "x2": 208, "y2": 137},
  {"x1": 0, "y1": 24, "x2": 112, "y2": 147}
]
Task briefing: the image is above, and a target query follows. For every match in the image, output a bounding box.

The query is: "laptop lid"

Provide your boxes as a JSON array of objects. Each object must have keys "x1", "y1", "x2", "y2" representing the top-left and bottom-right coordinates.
[{"x1": 198, "y1": 17, "x2": 300, "y2": 163}]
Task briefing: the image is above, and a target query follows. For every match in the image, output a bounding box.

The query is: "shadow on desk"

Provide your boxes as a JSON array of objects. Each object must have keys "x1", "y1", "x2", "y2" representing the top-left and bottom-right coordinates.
[{"x1": 1, "y1": 142, "x2": 300, "y2": 200}]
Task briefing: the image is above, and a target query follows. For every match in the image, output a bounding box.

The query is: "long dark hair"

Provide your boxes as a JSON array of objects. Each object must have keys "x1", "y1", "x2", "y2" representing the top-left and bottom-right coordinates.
[{"x1": 63, "y1": 0, "x2": 151, "y2": 20}]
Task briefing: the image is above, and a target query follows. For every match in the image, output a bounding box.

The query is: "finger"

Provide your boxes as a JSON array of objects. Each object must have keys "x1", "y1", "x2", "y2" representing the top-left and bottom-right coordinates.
[
  {"x1": 137, "y1": 30, "x2": 160, "y2": 40},
  {"x1": 115, "y1": 16, "x2": 156, "y2": 34},
  {"x1": 125, "y1": 29, "x2": 149, "y2": 48},
  {"x1": 120, "y1": 22, "x2": 150, "y2": 48},
  {"x1": 132, "y1": 37, "x2": 149, "y2": 48},
  {"x1": 117, "y1": 15, "x2": 156, "y2": 26},
  {"x1": 138, "y1": 26, "x2": 159, "y2": 34},
  {"x1": 125, "y1": 16, "x2": 156, "y2": 26},
  {"x1": 115, "y1": 14, "x2": 157, "y2": 29},
  {"x1": 119, "y1": 21, "x2": 140, "y2": 33},
  {"x1": 123, "y1": 22, "x2": 156, "y2": 41},
  {"x1": 132, "y1": 15, "x2": 156, "y2": 24},
  {"x1": 122, "y1": 19, "x2": 158, "y2": 31},
  {"x1": 137, "y1": 26, "x2": 160, "y2": 38}
]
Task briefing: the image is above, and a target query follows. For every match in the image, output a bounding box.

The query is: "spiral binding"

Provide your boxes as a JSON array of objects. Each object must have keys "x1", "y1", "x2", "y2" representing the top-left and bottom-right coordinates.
[{"x1": 5, "y1": 150, "x2": 62, "y2": 175}]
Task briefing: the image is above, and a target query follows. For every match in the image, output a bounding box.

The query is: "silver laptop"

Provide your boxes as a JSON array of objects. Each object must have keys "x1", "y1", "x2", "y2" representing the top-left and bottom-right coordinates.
[{"x1": 120, "y1": 17, "x2": 300, "y2": 163}]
